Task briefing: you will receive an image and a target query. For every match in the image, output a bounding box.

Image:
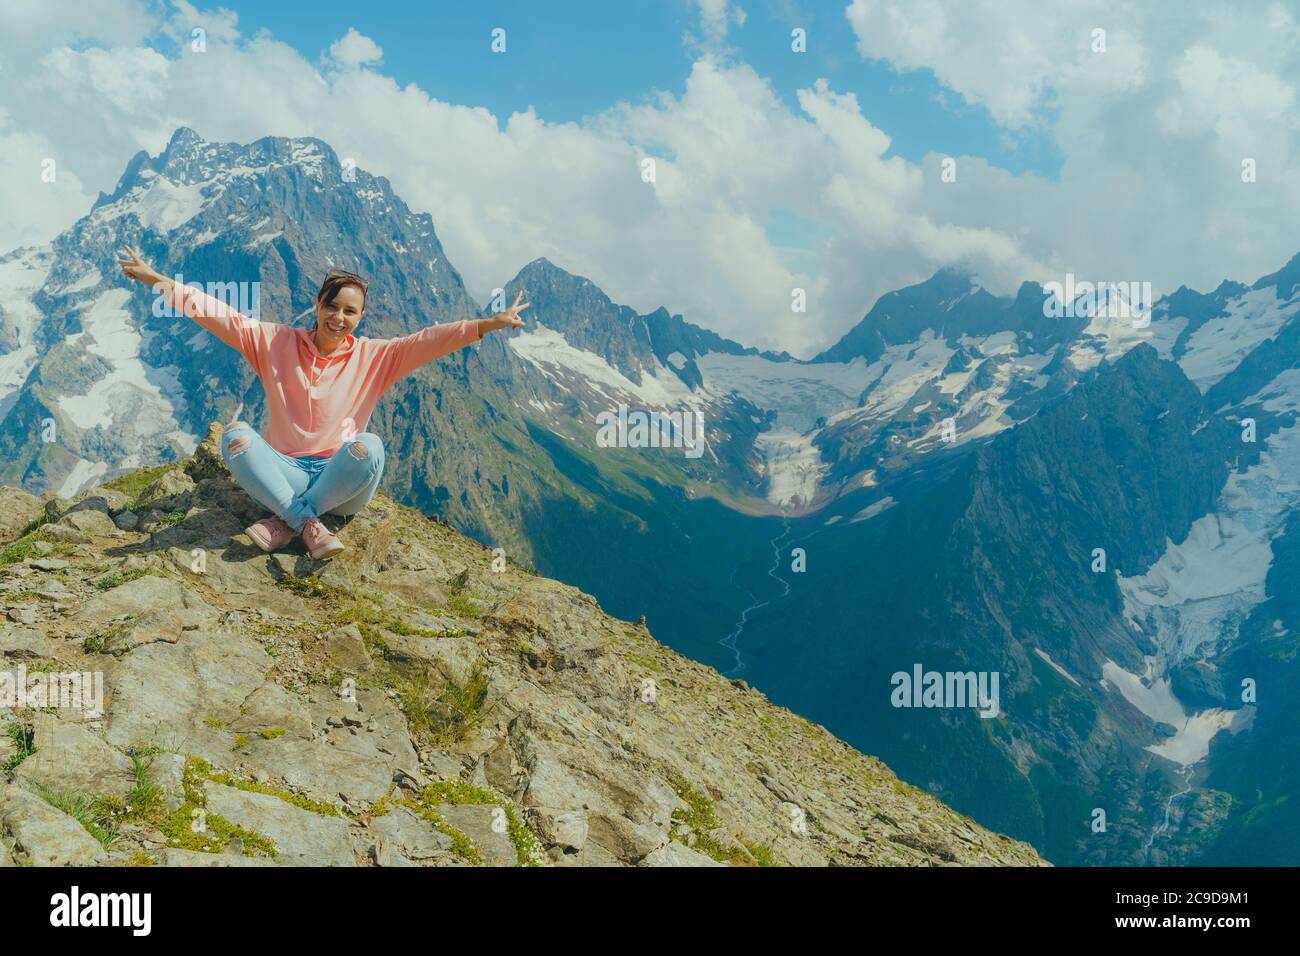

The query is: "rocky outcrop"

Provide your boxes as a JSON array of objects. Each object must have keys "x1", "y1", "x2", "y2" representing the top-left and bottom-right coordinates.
[{"x1": 0, "y1": 422, "x2": 1043, "y2": 867}]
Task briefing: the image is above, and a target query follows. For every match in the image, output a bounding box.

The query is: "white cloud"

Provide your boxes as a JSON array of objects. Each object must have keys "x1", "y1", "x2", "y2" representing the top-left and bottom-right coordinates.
[
  {"x1": 685, "y1": 0, "x2": 747, "y2": 56},
  {"x1": 1, "y1": 0, "x2": 1298, "y2": 360},
  {"x1": 847, "y1": 0, "x2": 1300, "y2": 310},
  {"x1": 327, "y1": 27, "x2": 383, "y2": 71}
]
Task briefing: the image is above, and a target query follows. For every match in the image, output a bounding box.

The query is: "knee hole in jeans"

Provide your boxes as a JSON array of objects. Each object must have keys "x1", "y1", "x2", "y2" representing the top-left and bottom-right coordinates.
[
  {"x1": 348, "y1": 441, "x2": 370, "y2": 459},
  {"x1": 224, "y1": 424, "x2": 253, "y2": 459}
]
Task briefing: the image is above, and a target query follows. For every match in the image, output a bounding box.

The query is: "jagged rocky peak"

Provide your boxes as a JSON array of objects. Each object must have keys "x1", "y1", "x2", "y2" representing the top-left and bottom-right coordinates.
[{"x1": 0, "y1": 422, "x2": 1043, "y2": 867}]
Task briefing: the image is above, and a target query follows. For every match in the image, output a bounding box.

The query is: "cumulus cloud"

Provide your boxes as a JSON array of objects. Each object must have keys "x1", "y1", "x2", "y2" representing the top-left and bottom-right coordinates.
[
  {"x1": 846, "y1": 0, "x2": 1300, "y2": 307},
  {"x1": 0, "y1": 0, "x2": 1297, "y2": 357},
  {"x1": 685, "y1": 0, "x2": 747, "y2": 58},
  {"x1": 327, "y1": 27, "x2": 383, "y2": 71}
]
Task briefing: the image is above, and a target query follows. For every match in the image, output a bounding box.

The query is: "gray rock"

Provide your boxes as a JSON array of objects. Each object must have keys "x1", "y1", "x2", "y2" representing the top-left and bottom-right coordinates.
[
  {"x1": 138, "y1": 470, "x2": 196, "y2": 511},
  {"x1": 0, "y1": 626, "x2": 47, "y2": 657},
  {"x1": 203, "y1": 782, "x2": 355, "y2": 866},
  {"x1": 77, "y1": 574, "x2": 218, "y2": 654},
  {"x1": 369, "y1": 805, "x2": 453, "y2": 860},
  {"x1": 104, "y1": 631, "x2": 273, "y2": 759},
  {"x1": 113, "y1": 511, "x2": 140, "y2": 531},
  {"x1": 369, "y1": 840, "x2": 421, "y2": 866},
  {"x1": 0, "y1": 487, "x2": 42, "y2": 540},
  {"x1": 29, "y1": 558, "x2": 69, "y2": 571},
  {"x1": 437, "y1": 804, "x2": 517, "y2": 866},
  {"x1": 160, "y1": 847, "x2": 275, "y2": 866},
  {"x1": 324, "y1": 624, "x2": 373, "y2": 673},
  {"x1": 1170, "y1": 660, "x2": 1230, "y2": 709},
  {"x1": 586, "y1": 812, "x2": 667, "y2": 863},
  {"x1": 227, "y1": 689, "x2": 419, "y2": 804},
  {"x1": 229, "y1": 682, "x2": 313, "y2": 739},
  {"x1": 642, "y1": 841, "x2": 726, "y2": 867},
  {"x1": 58, "y1": 507, "x2": 118, "y2": 537},
  {"x1": 384, "y1": 634, "x2": 480, "y2": 684},
  {"x1": 150, "y1": 752, "x2": 188, "y2": 810},
  {"x1": 79, "y1": 487, "x2": 131, "y2": 512},
  {"x1": 15, "y1": 714, "x2": 135, "y2": 797},
  {"x1": 532, "y1": 808, "x2": 587, "y2": 851},
  {"x1": 168, "y1": 543, "x2": 276, "y2": 596},
  {"x1": 0, "y1": 785, "x2": 107, "y2": 865}
]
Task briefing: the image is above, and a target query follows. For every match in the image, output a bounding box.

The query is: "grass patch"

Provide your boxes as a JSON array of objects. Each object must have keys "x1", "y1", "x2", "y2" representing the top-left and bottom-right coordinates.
[
  {"x1": 153, "y1": 756, "x2": 277, "y2": 857},
  {"x1": 2, "y1": 723, "x2": 35, "y2": 774},
  {"x1": 741, "y1": 839, "x2": 781, "y2": 867},
  {"x1": 277, "y1": 575, "x2": 342, "y2": 599},
  {"x1": 392, "y1": 797, "x2": 482, "y2": 865},
  {"x1": 444, "y1": 590, "x2": 483, "y2": 619},
  {"x1": 125, "y1": 749, "x2": 163, "y2": 816},
  {"x1": 394, "y1": 664, "x2": 489, "y2": 748},
  {"x1": 155, "y1": 509, "x2": 187, "y2": 529},
  {"x1": 83, "y1": 617, "x2": 136, "y2": 655},
  {"x1": 93, "y1": 567, "x2": 151, "y2": 591},
  {"x1": 418, "y1": 782, "x2": 546, "y2": 867},
  {"x1": 102, "y1": 463, "x2": 175, "y2": 506},
  {"x1": 335, "y1": 594, "x2": 448, "y2": 639},
  {"x1": 0, "y1": 531, "x2": 75, "y2": 568},
  {"x1": 662, "y1": 768, "x2": 752, "y2": 866},
  {"x1": 204, "y1": 769, "x2": 339, "y2": 816},
  {"x1": 256, "y1": 728, "x2": 286, "y2": 740},
  {"x1": 32, "y1": 783, "x2": 118, "y2": 849}
]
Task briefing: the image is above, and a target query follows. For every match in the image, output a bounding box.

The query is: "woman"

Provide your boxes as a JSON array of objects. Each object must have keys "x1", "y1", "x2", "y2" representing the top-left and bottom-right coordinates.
[{"x1": 116, "y1": 246, "x2": 527, "y2": 559}]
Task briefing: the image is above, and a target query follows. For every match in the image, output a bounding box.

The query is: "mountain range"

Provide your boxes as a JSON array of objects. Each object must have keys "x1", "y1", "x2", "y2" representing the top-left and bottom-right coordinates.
[{"x1": 3, "y1": 127, "x2": 1298, "y2": 864}]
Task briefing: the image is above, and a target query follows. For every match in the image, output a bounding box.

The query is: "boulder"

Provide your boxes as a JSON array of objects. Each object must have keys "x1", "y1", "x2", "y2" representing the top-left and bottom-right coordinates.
[
  {"x1": 202, "y1": 782, "x2": 355, "y2": 866},
  {"x1": 14, "y1": 714, "x2": 135, "y2": 797},
  {"x1": 437, "y1": 804, "x2": 516, "y2": 866},
  {"x1": 0, "y1": 488, "x2": 42, "y2": 540},
  {"x1": 369, "y1": 805, "x2": 453, "y2": 861},
  {"x1": 0, "y1": 785, "x2": 107, "y2": 866},
  {"x1": 0, "y1": 625, "x2": 49, "y2": 659},
  {"x1": 323, "y1": 624, "x2": 373, "y2": 673},
  {"x1": 642, "y1": 841, "x2": 726, "y2": 867}
]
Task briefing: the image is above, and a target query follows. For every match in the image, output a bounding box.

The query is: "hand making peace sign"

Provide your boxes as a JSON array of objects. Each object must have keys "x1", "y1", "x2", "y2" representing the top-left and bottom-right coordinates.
[{"x1": 480, "y1": 290, "x2": 529, "y2": 334}]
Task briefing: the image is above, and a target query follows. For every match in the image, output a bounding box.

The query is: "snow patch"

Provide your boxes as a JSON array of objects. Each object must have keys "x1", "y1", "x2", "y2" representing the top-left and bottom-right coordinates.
[
  {"x1": 1177, "y1": 287, "x2": 1300, "y2": 391},
  {"x1": 755, "y1": 429, "x2": 824, "y2": 508},
  {"x1": 849, "y1": 495, "x2": 896, "y2": 523}
]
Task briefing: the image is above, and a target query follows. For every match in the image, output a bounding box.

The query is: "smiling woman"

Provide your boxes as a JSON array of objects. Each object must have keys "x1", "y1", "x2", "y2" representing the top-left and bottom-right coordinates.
[{"x1": 115, "y1": 245, "x2": 528, "y2": 559}]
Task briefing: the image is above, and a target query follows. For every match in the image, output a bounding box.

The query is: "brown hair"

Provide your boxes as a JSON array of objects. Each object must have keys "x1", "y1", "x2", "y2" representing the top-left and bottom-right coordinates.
[{"x1": 316, "y1": 269, "x2": 369, "y2": 310}]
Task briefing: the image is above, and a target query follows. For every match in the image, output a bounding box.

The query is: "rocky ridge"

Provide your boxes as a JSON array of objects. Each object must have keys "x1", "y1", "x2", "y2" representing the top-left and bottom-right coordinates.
[{"x1": 0, "y1": 422, "x2": 1043, "y2": 867}]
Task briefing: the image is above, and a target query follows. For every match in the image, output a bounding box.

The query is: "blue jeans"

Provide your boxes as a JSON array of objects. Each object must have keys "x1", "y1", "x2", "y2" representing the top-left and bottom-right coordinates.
[{"x1": 220, "y1": 422, "x2": 385, "y2": 531}]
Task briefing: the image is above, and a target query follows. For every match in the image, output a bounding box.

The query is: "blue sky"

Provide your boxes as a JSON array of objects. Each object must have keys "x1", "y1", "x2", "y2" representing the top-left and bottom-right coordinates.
[
  {"x1": 3, "y1": 1, "x2": 1298, "y2": 355},
  {"x1": 206, "y1": 0, "x2": 1062, "y2": 179}
]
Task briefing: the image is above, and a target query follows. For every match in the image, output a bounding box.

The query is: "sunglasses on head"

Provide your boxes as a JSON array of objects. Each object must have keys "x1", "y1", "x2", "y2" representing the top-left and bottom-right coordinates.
[{"x1": 325, "y1": 269, "x2": 369, "y2": 288}]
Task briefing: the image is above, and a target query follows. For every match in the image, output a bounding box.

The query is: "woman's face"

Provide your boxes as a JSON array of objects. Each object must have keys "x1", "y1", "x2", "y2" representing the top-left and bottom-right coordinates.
[{"x1": 314, "y1": 284, "x2": 365, "y2": 351}]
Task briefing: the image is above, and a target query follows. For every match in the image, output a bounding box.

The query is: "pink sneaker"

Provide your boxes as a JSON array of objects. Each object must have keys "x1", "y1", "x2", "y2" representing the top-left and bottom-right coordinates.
[
  {"x1": 302, "y1": 517, "x2": 344, "y2": 561},
  {"x1": 246, "y1": 515, "x2": 296, "y2": 552}
]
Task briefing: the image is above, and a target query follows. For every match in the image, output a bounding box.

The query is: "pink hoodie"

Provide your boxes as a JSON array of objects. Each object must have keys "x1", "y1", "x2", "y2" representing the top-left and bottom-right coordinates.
[{"x1": 165, "y1": 282, "x2": 483, "y2": 458}]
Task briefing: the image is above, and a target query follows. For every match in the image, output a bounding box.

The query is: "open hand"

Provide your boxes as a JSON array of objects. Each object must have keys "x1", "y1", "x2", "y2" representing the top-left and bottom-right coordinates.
[
  {"x1": 480, "y1": 290, "x2": 529, "y2": 334},
  {"x1": 116, "y1": 245, "x2": 163, "y2": 287}
]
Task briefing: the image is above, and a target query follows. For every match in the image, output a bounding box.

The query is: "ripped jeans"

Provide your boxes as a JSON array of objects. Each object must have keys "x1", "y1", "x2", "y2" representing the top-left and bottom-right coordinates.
[{"x1": 220, "y1": 422, "x2": 385, "y2": 531}]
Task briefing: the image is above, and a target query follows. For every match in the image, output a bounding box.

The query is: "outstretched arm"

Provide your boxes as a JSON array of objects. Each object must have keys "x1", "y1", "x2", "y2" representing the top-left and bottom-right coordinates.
[
  {"x1": 117, "y1": 245, "x2": 266, "y2": 370},
  {"x1": 381, "y1": 290, "x2": 530, "y2": 381}
]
